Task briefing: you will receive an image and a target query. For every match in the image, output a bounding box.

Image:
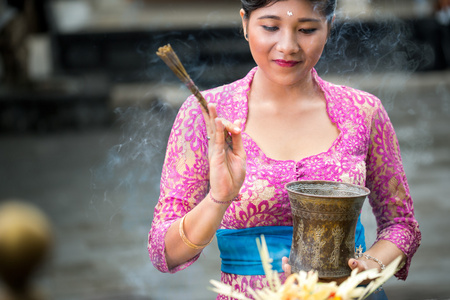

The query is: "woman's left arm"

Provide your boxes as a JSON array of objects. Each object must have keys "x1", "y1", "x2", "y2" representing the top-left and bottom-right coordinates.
[{"x1": 352, "y1": 103, "x2": 421, "y2": 280}]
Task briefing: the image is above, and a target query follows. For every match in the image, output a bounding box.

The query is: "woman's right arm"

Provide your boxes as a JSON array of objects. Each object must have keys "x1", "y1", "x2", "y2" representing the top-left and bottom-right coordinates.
[{"x1": 148, "y1": 100, "x2": 246, "y2": 272}]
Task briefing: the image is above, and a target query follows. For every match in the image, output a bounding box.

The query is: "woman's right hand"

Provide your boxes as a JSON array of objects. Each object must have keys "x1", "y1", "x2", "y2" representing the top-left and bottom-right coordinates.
[{"x1": 204, "y1": 103, "x2": 247, "y2": 203}]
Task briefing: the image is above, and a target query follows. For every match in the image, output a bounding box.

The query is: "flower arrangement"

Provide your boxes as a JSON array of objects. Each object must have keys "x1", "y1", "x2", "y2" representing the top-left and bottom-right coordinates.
[{"x1": 210, "y1": 235, "x2": 401, "y2": 300}]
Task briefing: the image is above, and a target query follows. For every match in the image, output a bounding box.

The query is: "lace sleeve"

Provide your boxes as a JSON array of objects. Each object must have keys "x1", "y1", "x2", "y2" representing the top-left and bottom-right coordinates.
[
  {"x1": 365, "y1": 104, "x2": 421, "y2": 280},
  {"x1": 147, "y1": 96, "x2": 210, "y2": 273}
]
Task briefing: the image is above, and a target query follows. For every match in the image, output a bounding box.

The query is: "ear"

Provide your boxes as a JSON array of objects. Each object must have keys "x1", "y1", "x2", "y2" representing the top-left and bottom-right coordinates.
[
  {"x1": 327, "y1": 14, "x2": 336, "y2": 38},
  {"x1": 240, "y1": 9, "x2": 249, "y2": 40}
]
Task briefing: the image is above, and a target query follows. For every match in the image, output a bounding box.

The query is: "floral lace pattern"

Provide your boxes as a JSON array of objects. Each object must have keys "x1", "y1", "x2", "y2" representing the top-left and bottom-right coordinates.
[{"x1": 148, "y1": 67, "x2": 421, "y2": 297}]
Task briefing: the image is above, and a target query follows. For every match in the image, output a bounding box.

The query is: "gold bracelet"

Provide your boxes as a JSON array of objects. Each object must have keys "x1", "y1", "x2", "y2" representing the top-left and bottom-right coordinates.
[{"x1": 178, "y1": 214, "x2": 214, "y2": 250}]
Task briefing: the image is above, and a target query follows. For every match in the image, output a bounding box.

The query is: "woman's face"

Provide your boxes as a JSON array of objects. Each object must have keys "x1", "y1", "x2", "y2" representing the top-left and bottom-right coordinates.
[{"x1": 241, "y1": 0, "x2": 330, "y2": 87}]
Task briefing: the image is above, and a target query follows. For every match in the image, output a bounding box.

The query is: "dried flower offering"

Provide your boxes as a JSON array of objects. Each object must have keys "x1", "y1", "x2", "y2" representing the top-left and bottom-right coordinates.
[
  {"x1": 210, "y1": 235, "x2": 401, "y2": 300},
  {"x1": 156, "y1": 44, "x2": 232, "y2": 147}
]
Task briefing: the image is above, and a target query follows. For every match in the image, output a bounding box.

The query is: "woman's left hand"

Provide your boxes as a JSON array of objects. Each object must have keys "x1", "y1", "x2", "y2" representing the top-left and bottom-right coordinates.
[{"x1": 348, "y1": 257, "x2": 370, "y2": 273}]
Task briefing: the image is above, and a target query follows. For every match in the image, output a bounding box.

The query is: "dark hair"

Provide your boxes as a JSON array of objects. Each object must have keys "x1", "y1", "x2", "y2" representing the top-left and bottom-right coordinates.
[{"x1": 241, "y1": 0, "x2": 336, "y2": 23}]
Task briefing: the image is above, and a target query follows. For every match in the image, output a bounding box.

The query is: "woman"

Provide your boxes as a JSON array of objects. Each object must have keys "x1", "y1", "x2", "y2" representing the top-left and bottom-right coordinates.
[{"x1": 148, "y1": 0, "x2": 421, "y2": 299}]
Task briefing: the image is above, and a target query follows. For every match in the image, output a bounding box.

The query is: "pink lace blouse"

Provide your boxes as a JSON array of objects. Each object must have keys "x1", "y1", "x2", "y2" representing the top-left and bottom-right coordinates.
[{"x1": 148, "y1": 67, "x2": 421, "y2": 297}]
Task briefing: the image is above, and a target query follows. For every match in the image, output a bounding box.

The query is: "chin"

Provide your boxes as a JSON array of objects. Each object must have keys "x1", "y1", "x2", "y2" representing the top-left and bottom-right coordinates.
[{"x1": 273, "y1": 71, "x2": 311, "y2": 86}]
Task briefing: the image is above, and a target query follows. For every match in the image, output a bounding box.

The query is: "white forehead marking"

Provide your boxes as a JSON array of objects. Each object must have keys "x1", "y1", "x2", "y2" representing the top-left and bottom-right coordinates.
[{"x1": 287, "y1": 11, "x2": 293, "y2": 16}]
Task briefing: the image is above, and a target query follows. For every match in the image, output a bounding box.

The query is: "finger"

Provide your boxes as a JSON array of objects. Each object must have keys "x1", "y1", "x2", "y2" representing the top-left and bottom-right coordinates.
[
  {"x1": 230, "y1": 120, "x2": 245, "y2": 154},
  {"x1": 216, "y1": 118, "x2": 245, "y2": 152},
  {"x1": 207, "y1": 104, "x2": 218, "y2": 141},
  {"x1": 214, "y1": 117, "x2": 226, "y2": 148},
  {"x1": 215, "y1": 118, "x2": 234, "y2": 148},
  {"x1": 349, "y1": 258, "x2": 358, "y2": 270},
  {"x1": 208, "y1": 103, "x2": 218, "y2": 120},
  {"x1": 219, "y1": 118, "x2": 242, "y2": 135},
  {"x1": 216, "y1": 118, "x2": 243, "y2": 149},
  {"x1": 282, "y1": 256, "x2": 292, "y2": 276},
  {"x1": 348, "y1": 258, "x2": 365, "y2": 272},
  {"x1": 284, "y1": 263, "x2": 292, "y2": 276}
]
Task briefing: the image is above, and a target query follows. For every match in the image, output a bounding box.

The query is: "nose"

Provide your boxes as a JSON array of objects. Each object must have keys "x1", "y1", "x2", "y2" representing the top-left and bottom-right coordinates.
[{"x1": 276, "y1": 30, "x2": 300, "y2": 54}]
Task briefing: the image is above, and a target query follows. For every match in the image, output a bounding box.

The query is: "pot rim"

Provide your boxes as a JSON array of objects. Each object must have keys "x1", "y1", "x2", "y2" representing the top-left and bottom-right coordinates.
[{"x1": 285, "y1": 180, "x2": 370, "y2": 198}]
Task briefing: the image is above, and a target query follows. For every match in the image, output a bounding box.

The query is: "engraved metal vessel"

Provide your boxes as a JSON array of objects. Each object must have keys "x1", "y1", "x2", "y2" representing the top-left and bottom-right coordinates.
[{"x1": 286, "y1": 180, "x2": 370, "y2": 278}]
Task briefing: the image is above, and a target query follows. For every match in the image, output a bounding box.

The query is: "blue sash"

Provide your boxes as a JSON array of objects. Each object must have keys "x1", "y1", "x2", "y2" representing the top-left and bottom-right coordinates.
[
  {"x1": 216, "y1": 215, "x2": 366, "y2": 276},
  {"x1": 216, "y1": 226, "x2": 293, "y2": 275},
  {"x1": 355, "y1": 214, "x2": 366, "y2": 251}
]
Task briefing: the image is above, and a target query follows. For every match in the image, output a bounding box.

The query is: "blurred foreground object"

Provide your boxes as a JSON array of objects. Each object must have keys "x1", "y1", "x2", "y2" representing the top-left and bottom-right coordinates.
[
  {"x1": 0, "y1": 200, "x2": 52, "y2": 300},
  {"x1": 210, "y1": 235, "x2": 401, "y2": 300}
]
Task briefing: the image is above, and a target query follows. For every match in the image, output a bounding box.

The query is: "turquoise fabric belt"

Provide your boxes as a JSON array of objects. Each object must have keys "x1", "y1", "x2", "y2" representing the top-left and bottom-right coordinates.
[
  {"x1": 355, "y1": 215, "x2": 366, "y2": 252},
  {"x1": 216, "y1": 216, "x2": 366, "y2": 276},
  {"x1": 216, "y1": 226, "x2": 293, "y2": 275}
]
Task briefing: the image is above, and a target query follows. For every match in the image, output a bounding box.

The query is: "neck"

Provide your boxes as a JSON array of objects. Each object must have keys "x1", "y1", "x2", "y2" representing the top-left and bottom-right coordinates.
[{"x1": 250, "y1": 68, "x2": 319, "y2": 108}]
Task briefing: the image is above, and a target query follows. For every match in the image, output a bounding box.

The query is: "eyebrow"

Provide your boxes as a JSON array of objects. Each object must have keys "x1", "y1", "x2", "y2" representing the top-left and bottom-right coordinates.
[{"x1": 257, "y1": 15, "x2": 321, "y2": 23}]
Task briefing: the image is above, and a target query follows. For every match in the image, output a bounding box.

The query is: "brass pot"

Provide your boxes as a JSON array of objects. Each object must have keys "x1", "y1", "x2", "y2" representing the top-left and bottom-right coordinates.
[{"x1": 286, "y1": 181, "x2": 369, "y2": 279}]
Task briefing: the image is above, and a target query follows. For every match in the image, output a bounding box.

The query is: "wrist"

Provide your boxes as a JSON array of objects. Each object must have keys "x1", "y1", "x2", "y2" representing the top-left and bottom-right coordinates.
[
  {"x1": 179, "y1": 214, "x2": 214, "y2": 250},
  {"x1": 358, "y1": 254, "x2": 386, "y2": 271},
  {"x1": 209, "y1": 191, "x2": 240, "y2": 205},
  {"x1": 355, "y1": 246, "x2": 385, "y2": 271}
]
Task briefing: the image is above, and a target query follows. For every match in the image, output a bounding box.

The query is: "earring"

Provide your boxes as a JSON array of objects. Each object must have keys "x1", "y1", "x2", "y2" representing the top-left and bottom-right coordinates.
[{"x1": 245, "y1": 34, "x2": 248, "y2": 40}]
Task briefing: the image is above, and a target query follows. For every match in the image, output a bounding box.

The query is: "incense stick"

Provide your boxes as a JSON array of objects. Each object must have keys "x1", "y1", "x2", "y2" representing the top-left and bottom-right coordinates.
[{"x1": 156, "y1": 44, "x2": 232, "y2": 147}]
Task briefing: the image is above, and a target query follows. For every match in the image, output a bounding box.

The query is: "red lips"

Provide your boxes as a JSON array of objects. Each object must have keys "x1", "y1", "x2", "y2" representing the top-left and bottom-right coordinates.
[{"x1": 274, "y1": 59, "x2": 299, "y2": 67}]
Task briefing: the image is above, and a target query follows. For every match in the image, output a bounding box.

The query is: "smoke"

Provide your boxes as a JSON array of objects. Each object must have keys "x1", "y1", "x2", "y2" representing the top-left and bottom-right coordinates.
[
  {"x1": 89, "y1": 99, "x2": 177, "y2": 232},
  {"x1": 316, "y1": 6, "x2": 438, "y2": 166},
  {"x1": 88, "y1": 97, "x2": 223, "y2": 298},
  {"x1": 315, "y1": 4, "x2": 447, "y2": 251},
  {"x1": 317, "y1": 9, "x2": 434, "y2": 76},
  {"x1": 135, "y1": 27, "x2": 252, "y2": 89}
]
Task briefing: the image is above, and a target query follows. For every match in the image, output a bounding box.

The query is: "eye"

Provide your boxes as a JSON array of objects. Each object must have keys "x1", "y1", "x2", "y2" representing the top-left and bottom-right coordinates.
[
  {"x1": 299, "y1": 28, "x2": 317, "y2": 34},
  {"x1": 262, "y1": 25, "x2": 279, "y2": 32}
]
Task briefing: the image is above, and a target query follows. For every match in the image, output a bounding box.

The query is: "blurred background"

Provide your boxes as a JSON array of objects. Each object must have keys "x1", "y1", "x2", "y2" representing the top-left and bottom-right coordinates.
[{"x1": 0, "y1": 0, "x2": 449, "y2": 299}]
